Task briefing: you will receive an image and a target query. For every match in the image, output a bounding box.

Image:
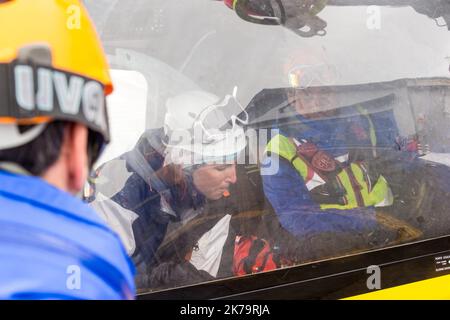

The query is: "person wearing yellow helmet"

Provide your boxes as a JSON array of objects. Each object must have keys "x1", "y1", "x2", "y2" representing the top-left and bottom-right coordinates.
[{"x1": 0, "y1": 0, "x2": 135, "y2": 299}]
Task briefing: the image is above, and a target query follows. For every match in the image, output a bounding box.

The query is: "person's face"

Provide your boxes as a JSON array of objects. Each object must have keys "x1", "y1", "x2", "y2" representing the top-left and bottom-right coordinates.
[
  {"x1": 285, "y1": 60, "x2": 338, "y2": 117},
  {"x1": 192, "y1": 164, "x2": 237, "y2": 200},
  {"x1": 287, "y1": 87, "x2": 336, "y2": 117}
]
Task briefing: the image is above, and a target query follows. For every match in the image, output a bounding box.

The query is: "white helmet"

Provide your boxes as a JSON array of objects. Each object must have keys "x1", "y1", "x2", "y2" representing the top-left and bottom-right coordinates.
[{"x1": 164, "y1": 87, "x2": 248, "y2": 166}]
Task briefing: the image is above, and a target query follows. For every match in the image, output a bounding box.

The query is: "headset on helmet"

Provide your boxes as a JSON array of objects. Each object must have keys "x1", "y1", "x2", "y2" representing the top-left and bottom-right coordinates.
[{"x1": 0, "y1": 0, "x2": 113, "y2": 165}]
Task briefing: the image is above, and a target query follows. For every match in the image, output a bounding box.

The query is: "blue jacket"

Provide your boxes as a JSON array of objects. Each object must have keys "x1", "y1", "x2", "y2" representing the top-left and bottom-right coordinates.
[
  {"x1": 261, "y1": 106, "x2": 400, "y2": 238},
  {"x1": 0, "y1": 170, "x2": 136, "y2": 300}
]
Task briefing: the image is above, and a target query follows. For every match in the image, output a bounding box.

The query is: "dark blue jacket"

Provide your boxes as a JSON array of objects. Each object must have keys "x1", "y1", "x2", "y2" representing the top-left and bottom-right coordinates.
[{"x1": 89, "y1": 129, "x2": 207, "y2": 288}]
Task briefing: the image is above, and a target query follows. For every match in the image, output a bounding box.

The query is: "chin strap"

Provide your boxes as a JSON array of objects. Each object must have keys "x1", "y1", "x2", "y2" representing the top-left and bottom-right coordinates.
[{"x1": 0, "y1": 161, "x2": 32, "y2": 176}]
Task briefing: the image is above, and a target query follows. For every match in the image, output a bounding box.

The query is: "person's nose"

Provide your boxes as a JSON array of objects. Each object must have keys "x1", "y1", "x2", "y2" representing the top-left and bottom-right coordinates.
[{"x1": 225, "y1": 165, "x2": 237, "y2": 184}]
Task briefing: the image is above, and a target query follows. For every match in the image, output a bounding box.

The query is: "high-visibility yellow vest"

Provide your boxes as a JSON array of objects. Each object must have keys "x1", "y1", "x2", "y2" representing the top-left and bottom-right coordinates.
[{"x1": 265, "y1": 134, "x2": 393, "y2": 210}]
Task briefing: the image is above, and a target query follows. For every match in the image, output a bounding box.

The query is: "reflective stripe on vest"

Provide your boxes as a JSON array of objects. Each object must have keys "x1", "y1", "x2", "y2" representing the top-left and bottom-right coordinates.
[
  {"x1": 356, "y1": 105, "x2": 378, "y2": 158},
  {"x1": 265, "y1": 134, "x2": 393, "y2": 210}
]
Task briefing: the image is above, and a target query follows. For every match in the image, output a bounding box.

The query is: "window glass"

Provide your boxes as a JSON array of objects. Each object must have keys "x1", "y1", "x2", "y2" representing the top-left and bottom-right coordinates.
[{"x1": 84, "y1": 0, "x2": 450, "y2": 293}]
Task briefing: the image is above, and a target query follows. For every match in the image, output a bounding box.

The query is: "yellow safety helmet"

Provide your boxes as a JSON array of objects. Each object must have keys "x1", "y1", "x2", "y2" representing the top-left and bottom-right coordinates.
[{"x1": 0, "y1": 0, "x2": 112, "y2": 153}]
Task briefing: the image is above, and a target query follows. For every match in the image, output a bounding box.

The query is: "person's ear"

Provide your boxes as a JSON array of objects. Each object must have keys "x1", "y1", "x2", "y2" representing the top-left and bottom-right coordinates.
[{"x1": 65, "y1": 123, "x2": 89, "y2": 194}]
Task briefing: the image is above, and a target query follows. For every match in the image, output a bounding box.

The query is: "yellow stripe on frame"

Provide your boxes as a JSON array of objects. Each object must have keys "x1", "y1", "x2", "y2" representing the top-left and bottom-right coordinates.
[{"x1": 344, "y1": 274, "x2": 450, "y2": 300}]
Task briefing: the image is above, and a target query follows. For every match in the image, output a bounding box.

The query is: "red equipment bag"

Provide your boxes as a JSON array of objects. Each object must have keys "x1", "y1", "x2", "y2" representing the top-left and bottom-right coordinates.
[{"x1": 233, "y1": 235, "x2": 278, "y2": 276}]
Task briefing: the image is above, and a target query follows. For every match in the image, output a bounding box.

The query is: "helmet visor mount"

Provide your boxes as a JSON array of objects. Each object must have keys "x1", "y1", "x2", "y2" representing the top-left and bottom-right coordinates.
[{"x1": 194, "y1": 87, "x2": 249, "y2": 144}]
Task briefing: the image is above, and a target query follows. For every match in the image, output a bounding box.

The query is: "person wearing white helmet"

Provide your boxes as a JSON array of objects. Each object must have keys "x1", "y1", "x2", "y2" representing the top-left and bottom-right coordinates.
[
  {"x1": 87, "y1": 88, "x2": 248, "y2": 290},
  {"x1": 163, "y1": 88, "x2": 247, "y2": 198}
]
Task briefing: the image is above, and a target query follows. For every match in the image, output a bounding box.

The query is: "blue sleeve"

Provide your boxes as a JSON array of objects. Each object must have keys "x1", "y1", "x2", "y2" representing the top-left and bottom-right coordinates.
[
  {"x1": 0, "y1": 248, "x2": 133, "y2": 300},
  {"x1": 343, "y1": 108, "x2": 399, "y2": 149},
  {"x1": 261, "y1": 155, "x2": 378, "y2": 238}
]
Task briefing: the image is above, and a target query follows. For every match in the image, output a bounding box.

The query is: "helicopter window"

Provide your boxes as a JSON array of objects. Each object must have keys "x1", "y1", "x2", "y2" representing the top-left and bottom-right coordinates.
[{"x1": 84, "y1": 0, "x2": 450, "y2": 294}]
